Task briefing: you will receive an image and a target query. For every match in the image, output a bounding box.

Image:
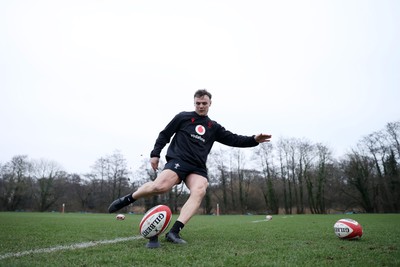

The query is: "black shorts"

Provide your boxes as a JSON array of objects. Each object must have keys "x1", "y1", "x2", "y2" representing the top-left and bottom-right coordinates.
[{"x1": 163, "y1": 159, "x2": 208, "y2": 182}]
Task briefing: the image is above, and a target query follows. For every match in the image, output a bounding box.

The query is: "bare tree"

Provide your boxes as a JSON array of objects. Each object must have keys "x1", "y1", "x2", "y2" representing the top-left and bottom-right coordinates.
[
  {"x1": 31, "y1": 159, "x2": 66, "y2": 212},
  {"x1": 88, "y1": 151, "x2": 131, "y2": 212},
  {"x1": 386, "y1": 121, "x2": 400, "y2": 159},
  {"x1": 277, "y1": 139, "x2": 290, "y2": 214},
  {"x1": 313, "y1": 143, "x2": 332, "y2": 213},
  {"x1": 107, "y1": 151, "x2": 130, "y2": 201},
  {"x1": 91, "y1": 157, "x2": 108, "y2": 198},
  {"x1": 352, "y1": 122, "x2": 400, "y2": 212},
  {"x1": 208, "y1": 149, "x2": 229, "y2": 214},
  {"x1": 343, "y1": 150, "x2": 376, "y2": 212},
  {"x1": 300, "y1": 141, "x2": 317, "y2": 213},
  {"x1": 296, "y1": 139, "x2": 312, "y2": 214},
  {"x1": 0, "y1": 155, "x2": 32, "y2": 211},
  {"x1": 256, "y1": 143, "x2": 279, "y2": 214},
  {"x1": 233, "y1": 149, "x2": 247, "y2": 213},
  {"x1": 277, "y1": 138, "x2": 304, "y2": 214},
  {"x1": 69, "y1": 173, "x2": 93, "y2": 212}
]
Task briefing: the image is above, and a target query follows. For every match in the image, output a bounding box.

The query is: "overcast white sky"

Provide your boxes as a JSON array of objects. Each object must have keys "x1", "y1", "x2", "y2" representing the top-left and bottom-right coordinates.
[{"x1": 1, "y1": 0, "x2": 399, "y2": 174}]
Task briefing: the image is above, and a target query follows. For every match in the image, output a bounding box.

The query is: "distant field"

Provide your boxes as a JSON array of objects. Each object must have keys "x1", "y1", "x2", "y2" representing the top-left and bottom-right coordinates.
[{"x1": 0, "y1": 212, "x2": 399, "y2": 266}]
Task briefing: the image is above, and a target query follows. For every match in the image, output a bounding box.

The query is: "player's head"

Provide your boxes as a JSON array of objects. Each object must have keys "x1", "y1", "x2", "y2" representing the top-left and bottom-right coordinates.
[
  {"x1": 194, "y1": 89, "x2": 212, "y2": 116},
  {"x1": 194, "y1": 89, "x2": 212, "y2": 100}
]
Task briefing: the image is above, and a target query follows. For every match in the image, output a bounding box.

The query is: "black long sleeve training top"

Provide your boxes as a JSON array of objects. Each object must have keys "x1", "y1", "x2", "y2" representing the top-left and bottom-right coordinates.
[{"x1": 150, "y1": 111, "x2": 259, "y2": 169}]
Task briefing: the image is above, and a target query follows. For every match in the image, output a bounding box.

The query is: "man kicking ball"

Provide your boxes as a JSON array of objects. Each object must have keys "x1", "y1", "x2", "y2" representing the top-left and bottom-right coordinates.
[{"x1": 108, "y1": 89, "x2": 272, "y2": 246}]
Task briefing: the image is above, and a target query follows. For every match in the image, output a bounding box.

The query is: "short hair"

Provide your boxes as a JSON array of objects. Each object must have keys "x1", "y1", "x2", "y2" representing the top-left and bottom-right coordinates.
[{"x1": 194, "y1": 89, "x2": 212, "y2": 99}]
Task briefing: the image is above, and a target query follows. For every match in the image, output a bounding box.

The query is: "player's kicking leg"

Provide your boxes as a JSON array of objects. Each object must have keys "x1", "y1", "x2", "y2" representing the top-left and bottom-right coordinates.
[{"x1": 108, "y1": 170, "x2": 180, "y2": 213}]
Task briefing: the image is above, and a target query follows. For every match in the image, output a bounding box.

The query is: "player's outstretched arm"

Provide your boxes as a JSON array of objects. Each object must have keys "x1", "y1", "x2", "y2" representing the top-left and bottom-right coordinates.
[{"x1": 254, "y1": 133, "x2": 272, "y2": 143}]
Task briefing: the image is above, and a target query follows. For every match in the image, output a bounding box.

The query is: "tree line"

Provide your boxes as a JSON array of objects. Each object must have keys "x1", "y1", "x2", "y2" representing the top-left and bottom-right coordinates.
[{"x1": 1, "y1": 121, "x2": 399, "y2": 214}]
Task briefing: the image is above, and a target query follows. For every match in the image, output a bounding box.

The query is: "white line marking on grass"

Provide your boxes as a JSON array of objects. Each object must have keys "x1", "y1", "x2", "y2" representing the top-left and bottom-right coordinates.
[
  {"x1": 0, "y1": 236, "x2": 143, "y2": 260},
  {"x1": 251, "y1": 219, "x2": 270, "y2": 223}
]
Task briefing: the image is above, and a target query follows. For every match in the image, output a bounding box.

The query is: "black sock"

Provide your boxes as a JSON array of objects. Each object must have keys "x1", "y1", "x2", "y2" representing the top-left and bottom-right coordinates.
[
  {"x1": 126, "y1": 194, "x2": 135, "y2": 204},
  {"x1": 170, "y1": 220, "x2": 185, "y2": 234}
]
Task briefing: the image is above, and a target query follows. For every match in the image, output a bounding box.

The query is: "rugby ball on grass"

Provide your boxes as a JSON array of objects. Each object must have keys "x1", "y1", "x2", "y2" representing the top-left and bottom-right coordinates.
[
  {"x1": 116, "y1": 214, "x2": 125, "y2": 220},
  {"x1": 334, "y1": 218, "x2": 363, "y2": 240},
  {"x1": 139, "y1": 205, "x2": 172, "y2": 239}
]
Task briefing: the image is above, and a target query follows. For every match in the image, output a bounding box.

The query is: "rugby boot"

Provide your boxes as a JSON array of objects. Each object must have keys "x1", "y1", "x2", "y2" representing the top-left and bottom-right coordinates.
[
  {"x1": 165, "y1": 231, "x2": 187, "y2": 244},
  {"x1": 108, "y1": 193, "x2": 133, "y2": 213}
]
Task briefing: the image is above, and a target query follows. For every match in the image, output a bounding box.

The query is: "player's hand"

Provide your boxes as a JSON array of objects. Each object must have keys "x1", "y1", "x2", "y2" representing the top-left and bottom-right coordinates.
[
  {"x1": 255, "y1": 133, "x2": 272, "y2": 143},
  {"x1": 150, "y1": 157, "x2": 160, "y2": 171}
]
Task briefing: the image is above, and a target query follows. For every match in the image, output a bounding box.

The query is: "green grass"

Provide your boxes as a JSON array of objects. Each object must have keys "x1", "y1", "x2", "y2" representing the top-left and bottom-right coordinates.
[{"x1": 0, "y1": 212, "x2": 399, "y2": 267}]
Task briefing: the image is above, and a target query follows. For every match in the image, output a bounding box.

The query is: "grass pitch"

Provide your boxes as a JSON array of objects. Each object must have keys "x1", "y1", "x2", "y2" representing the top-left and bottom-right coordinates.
[{"x1": 0, "y1": 212, "x2": 399, "y2": 266}]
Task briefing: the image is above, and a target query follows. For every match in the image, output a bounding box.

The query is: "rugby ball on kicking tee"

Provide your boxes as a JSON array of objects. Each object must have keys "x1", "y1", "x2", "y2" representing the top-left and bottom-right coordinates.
[
  {"x1": 333, "y1": 218, "x2": 363, "y2": 240},
  {"x1": 139, "y1": 205, "x2": 172, "y2": 239}
]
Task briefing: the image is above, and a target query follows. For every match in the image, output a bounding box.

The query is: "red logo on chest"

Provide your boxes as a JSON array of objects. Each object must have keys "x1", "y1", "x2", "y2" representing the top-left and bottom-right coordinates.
[{"x1": 195, "y1": 125, "x2": 206, "y2": 135}]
